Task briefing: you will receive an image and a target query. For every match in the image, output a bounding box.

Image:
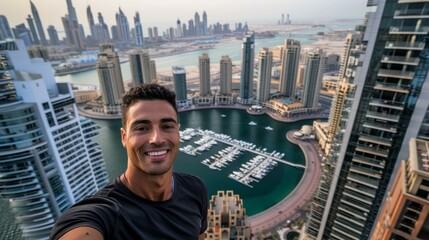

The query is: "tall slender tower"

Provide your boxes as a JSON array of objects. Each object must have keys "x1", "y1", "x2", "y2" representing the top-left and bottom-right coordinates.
[
  {"x1": 0, "y1": 39, "x2": 108, "y2": 239},
  {"x1": 238, "y1": 31, "x2": 255, "y2": 105},
  {"x1": 30, "y1": 0, "x2": 48, "y2": 45},
  {"x1": 194, "y1": 12, "x2": 201, "y2": 36},
  {"x1": 87, "y1": 5, "x2": 96, "y2": 40},
  {"x1": 256, "y1": 48, "x2": 273, "y2": 103},
  {"x1": 219, "y1": 55, "x2": 232, "y2": 95},
  {"x1": 129, "y1": 49, "x2": 153, "y2": 86},
  {"x1": 26, "y1": 14, "x2": 40, "y2": 44},
  {"x1": 172, "y1": 66, "x2": 187, "y2": 102},
  {"x1": 96, "y1": 43, "x2": 124, "y2": 114},
  {"x1": 199, "y1": 53, "x2": 211, "y2": 96},
  {"x1": 134, "y1": 12, "x2": 144, "y2": 45},
  {"x1": 47, "y1": 25, "x2": 60, "y2": 45},
  {"x1": 279, "y1": 39, "x2": 300, "y2": 98},
  {"x1": 176, "y1": 19, "x2": 182, "y2": 38},
  {"x1": 202, "y1": 11, "x2": 208, "y2": 35},
  {"x1": 65, "y1": 0, "x2": 84, "y2": 49},
  {"x1": 302, "y1": 49, "x2": 324, "y2": 109},
  {"x1": 304, "y1": 0, "x2": 429, "y2": 239},
  {"x1": 116, "y1": 8, "x2": 131, "y2": 42}
]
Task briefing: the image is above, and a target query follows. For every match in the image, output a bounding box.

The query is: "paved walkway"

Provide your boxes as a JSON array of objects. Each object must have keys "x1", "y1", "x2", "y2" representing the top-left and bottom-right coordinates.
[{"x1": 247, "y1": 131, "x2": 323, "y2": 236}]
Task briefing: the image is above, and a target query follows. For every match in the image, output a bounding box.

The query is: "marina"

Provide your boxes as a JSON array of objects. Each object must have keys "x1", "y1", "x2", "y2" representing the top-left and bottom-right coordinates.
[{"x1": 179, "y1": 128, "x2": 306, "y2": 188}]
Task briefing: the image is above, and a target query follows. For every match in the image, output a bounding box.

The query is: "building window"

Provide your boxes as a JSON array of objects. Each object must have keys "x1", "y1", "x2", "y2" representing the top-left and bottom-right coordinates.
[{"x1": 43, "y1": 102, "x2": 50, "y2": 110}]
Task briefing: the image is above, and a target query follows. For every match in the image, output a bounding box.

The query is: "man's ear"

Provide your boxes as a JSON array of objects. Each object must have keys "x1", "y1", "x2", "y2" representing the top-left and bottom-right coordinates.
[{"x1": 120, "y1": 128, "x2": 127, "y2": 148}]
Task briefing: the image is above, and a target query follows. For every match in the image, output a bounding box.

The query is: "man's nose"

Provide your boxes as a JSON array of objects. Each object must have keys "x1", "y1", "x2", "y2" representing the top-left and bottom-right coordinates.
[{"x1": 149, "y1": 128, "x2": 164, "y2": 144}]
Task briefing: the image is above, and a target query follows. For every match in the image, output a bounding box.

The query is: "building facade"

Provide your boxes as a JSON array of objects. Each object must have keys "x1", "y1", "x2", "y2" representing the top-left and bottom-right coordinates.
[
  {"x1": 302, "y1": 49, "x2": 324, "y2": 110},
  {"x1": 129, "y1": 49, "x2": 153, "y2": 87},
  {"x1": 0, "y1": 39, "x2": 108, "y2": 239},
  {"x1": 205, "y1": 190, "x2": 251, "y2": 239},
  {"x1": 256, "y1": 48, "x2": 273, "y2": 104},
  {"x1": 238, "y1": 32, "x2": 255, "y2": 105},
  {"x1": 172, "y1": 66, "x2": 191, "y2": 108},
  {"x1": 304, "y1": 0, "x2": 429, "y2": 239},
  {"x1": 279, "y1": 39, "x2": 300, "y2": 98}
]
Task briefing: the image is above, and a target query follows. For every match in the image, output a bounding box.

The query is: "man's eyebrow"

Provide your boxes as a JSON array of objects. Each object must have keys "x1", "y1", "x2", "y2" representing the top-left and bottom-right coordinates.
[{"x1": 130, "y1": 118, "x2": 178, "y2": 127}]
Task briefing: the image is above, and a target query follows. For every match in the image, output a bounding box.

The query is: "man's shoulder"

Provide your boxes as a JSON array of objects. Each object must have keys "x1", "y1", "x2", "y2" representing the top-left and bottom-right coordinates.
[{"x1": 173, "y1": 172, "x2": 204, "y2": 184}]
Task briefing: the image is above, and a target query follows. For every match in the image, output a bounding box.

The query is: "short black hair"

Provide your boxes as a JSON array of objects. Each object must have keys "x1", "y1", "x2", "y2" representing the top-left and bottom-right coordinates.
[{"x1": 121, "y1": 83, "x2": 178, "y2": 127}]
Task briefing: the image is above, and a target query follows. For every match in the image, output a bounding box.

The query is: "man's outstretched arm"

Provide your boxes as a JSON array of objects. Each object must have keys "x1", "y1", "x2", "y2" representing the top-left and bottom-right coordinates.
[{"x1": 58, "y1": 226, "x2": 103, "y2": 240}]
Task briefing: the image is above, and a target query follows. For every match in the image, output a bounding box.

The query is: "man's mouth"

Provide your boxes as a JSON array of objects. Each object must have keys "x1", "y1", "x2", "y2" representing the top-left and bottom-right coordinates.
[{"x1": 145, "y1": 150, "x2": 168, "y2": 157}]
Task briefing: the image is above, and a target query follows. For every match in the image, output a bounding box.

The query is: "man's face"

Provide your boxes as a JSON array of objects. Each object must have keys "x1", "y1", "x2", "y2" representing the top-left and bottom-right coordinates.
[{"x1": 121, "y1": 100, "x2": 180, "y2": 176}]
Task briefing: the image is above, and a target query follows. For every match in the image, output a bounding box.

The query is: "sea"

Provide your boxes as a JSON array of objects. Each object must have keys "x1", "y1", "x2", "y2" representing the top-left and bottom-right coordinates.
[{"x1": 0, "y1": 20, "x2": 359, "y2": 239}]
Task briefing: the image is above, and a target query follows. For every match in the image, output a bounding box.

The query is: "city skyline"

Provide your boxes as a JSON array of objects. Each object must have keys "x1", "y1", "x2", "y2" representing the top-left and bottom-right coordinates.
[{"x1": 3, "y1": 0, "x2": 367, "y2": 38}]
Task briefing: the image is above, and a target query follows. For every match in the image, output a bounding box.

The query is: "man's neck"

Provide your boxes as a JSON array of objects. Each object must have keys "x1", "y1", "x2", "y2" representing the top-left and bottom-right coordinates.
[{"x1": 121, "y1": 171, "x2": 174, "y2": 201}]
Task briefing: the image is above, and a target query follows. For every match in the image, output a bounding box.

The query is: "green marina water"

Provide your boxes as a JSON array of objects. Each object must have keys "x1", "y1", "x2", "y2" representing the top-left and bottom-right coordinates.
[{"x1": 94, "y1": 108, "x2": 316, "y2": 216}]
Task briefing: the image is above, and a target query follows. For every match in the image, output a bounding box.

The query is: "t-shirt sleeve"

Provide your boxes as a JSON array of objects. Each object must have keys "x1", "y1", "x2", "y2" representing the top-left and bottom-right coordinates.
[
  {"x1": 49, "y1": 198, "x2": 118, "y2": 240},
  {"x1": 199, "y1": 178, "x2": 209, "y2": 234}
]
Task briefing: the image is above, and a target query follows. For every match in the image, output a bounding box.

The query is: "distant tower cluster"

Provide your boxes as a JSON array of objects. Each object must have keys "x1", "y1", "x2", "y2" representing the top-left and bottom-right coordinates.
[
  {"x1": 279, "y1": 13, "x2": 291, "y2": 25},
  {"x1": 0, "y1": 39, "x2": 108, "y2": 239},
  {"x1": 205, "y1": 191, "x2": 251, "y2": 239},
  {"x1": 96, "y1": 43, "x2": 125, "y2": 114}
]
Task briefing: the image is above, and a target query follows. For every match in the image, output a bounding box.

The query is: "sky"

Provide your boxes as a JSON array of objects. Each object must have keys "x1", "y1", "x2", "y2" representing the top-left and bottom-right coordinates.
[{"x1": 2, "y1": 0, "x2": 368, "y2": 36}]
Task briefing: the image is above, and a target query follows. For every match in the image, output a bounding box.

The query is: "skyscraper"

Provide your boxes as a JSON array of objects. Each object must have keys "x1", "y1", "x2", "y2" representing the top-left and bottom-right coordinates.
[
  {"x1": 304, "y1": 0, "x2": 429, "y2": 239},
  {"x1": 47, "y1": 25, "x2": 60, "y2": 45},
  {"x1": 238, "y1": 32, "x2": 255, "y2": 105},
  {"x1": 87, "y1": 5, "x2": 96, "y2": 40},
  {"x1": 172, "y1": 66, "x2": 188, "y2": 102},
  {"x1": 96, "y1": 43, "x2": 125, "y2": 114},
  {"x1": 0, "y1": 15, "x2": 13, "y2": 40},
  {"x1": 30, "y1": 0, "x2": 48, "y2": 45},
  {"x1": 0, "y1": 39, "x2": 108, "y2": 239},
  {"x1": 116, "y1": 8, "x2": 131, "y2": 42},
  {"x1": 302, "y1": 49, "x2": 324, "y2": 109},
  {"x1": 64, "y1": 0, "x2": 84, "y2": 49},
  {"x1": 176, "y1": 19, "x2": 182, "y2": 38},
  {"x1": 202, "y1": 11, "x2": 208, "y2": 35},
  {"x1": 205, "y1": 191, "x2": 251, "y2": 239},
  {"x1": 279, "y1": 39, "x2": 301, "y2": 98},
  {"x1": 219, "y1": 55, "x2": 232, "y2": 96},
  {"x1": 199, "y1": 53, "x2": 211, "y2": 96},
  {"x1": 97, "y1": 12, "x2": 110, "y2": 42},
  {"x1": 194, "y1": 12, "x2": 201, "y2": 36},
  {"x1": 12, "y1": 23, "x2": 33, "y2": 46},
  {"x1": 134, "y1": 12, "x2": 144, "y2": 45},
  {"x1": 129, "y1": 49, "x2": 153, "y2": 86},
  {"x1": 26, "y1": 15, "x2": 40, "y2": 45},
  {"x1": 256, "y1": 48, "x2": 273, "y2": 104}
]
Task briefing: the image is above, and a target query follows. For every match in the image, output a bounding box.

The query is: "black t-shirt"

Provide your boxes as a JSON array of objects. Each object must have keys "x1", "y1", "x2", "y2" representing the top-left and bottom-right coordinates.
[{"x1": 50, "y1": 172, "x2": 208, "y2": 240}]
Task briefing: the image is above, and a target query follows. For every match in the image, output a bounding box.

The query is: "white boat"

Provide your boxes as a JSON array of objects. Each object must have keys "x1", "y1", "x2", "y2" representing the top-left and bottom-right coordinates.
[
  {"x1": 265, "y1": 126, "x2": 274, "y2": 130},
  {"x1": 249, "y1": 121, "x2": 257, "y2": 125},
  {"x1": 221, "y1": 114, "x2": 227, "y2": 117}
]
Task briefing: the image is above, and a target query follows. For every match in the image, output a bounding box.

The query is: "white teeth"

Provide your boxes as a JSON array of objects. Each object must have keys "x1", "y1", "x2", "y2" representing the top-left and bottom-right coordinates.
[{"x1": 147, "y1": 150, "x2": 167, "y2": 156}]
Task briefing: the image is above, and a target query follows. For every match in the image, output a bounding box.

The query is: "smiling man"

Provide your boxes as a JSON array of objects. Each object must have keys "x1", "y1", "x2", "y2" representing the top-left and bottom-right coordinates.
[{"x1": 50, "y1": 83, "x2": 208, "y2": 240}]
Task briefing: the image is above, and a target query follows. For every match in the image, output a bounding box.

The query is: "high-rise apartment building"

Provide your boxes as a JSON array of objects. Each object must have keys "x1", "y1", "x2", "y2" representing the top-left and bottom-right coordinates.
[
  {"x1": 302, "y1": 49, "x2": 324, "y2": 109},
  {"x1": 176, "y1": 19, "x2": 182, "y2": 38},
  {"x1": 372, "y1": 138, "x2": 429, "y2": 240},
  {"x1": 47, "y1": 25, "x2": 60, "y2": 45},
  {"x1": 238, "y1": 31, "x2": 255, "y2": 105},
  {"x1": 172, "y1": 66, "x2": 191, "y2": 108},
  {"x1": 30, "y1": 0, "x2": 48, "y2": 45},
  {"x1": 0, "y1": 15, "x2": 13, "y2": 40},
  {"x1": 96, "y1": 12, "x2": 110, "y2": 42},
  {"x1": 96, "y1": 43, "x2": 124, "y2": 114},
  {"x1": 216, "y1": 55, "x2": 233, "y2": 105},
  {"x1": 279, "y1": 39, "x2": 300, "y2": 98},
  {"x1": 256, "y1": 48, "x2": 273, "y2": 103},
  {"x1": 219, "y1": 55, "x2": 232, "y2": 95},
  {"x1": 199, "y1": 53, "x2": 211, "y2": 96},
  {"x1": 129, "y1": 49, "x2": 153, "y2": 86},
  {"x1": 304, "y1": 0, "x2": 429, "y2": 239},
  {"x1": 134, "y1": 12, "x2": 144, "y2": 45},
  {"x1": 205, "y1": 190, "x2": 251, "y2": 239},
  {"x1": 149, "y1": 60, "x2": 157, "y2": 82},
  {"x1": 12, "y1": 23, "x2": 33, "y2": 47},
  {"x1": 0, "y1": 39, "x2": 108, "y2": 239}
]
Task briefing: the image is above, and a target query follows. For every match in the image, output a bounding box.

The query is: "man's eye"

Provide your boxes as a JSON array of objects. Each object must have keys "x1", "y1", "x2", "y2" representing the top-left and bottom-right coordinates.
[
  {"x1": 135, "y1": 126, "x2": 148, "y2": 131},
  {"x1": 163, "y1": 125, "x2": 175, "y2": 129}
]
